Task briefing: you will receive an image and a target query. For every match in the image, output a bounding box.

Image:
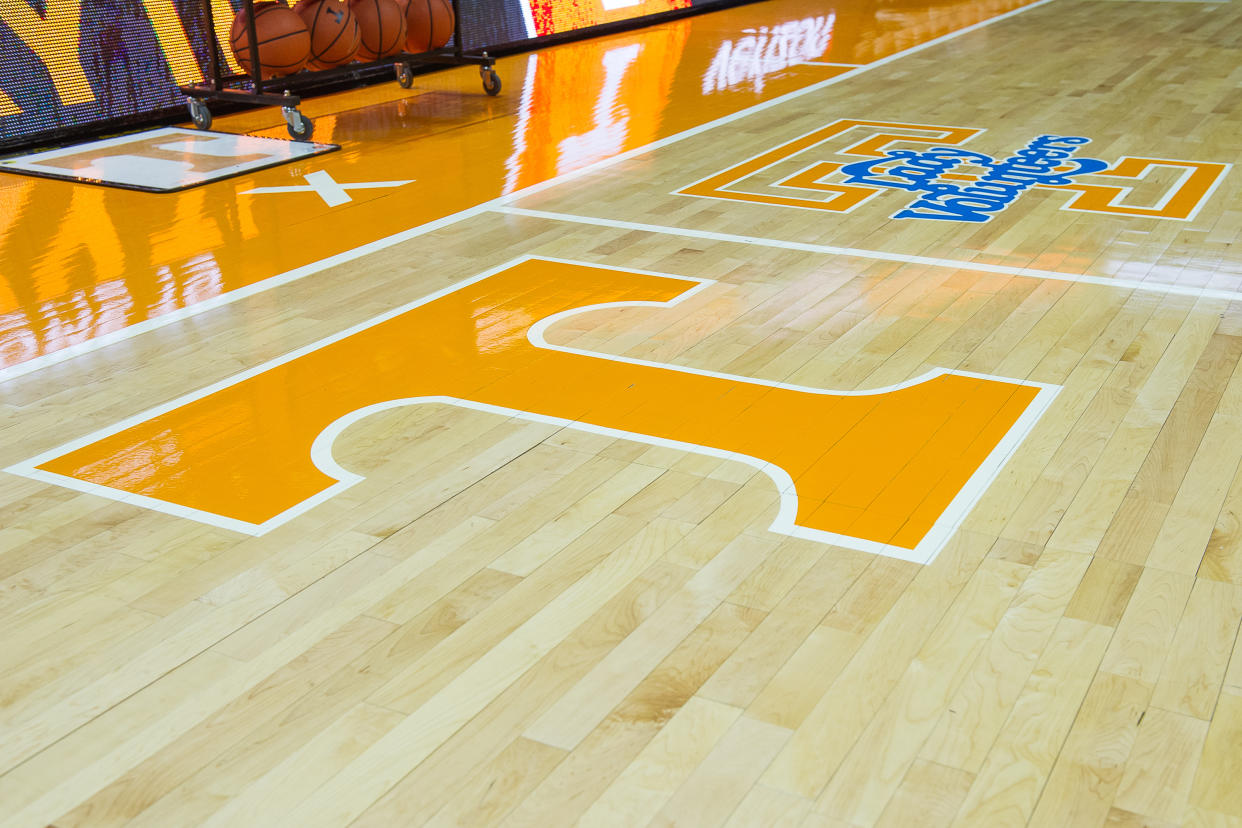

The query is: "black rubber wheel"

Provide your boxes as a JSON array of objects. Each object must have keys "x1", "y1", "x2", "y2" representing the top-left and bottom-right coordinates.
[
  {"x1": 188, "y1": 99, "x2": 212, "y2": 131},
  {"x1": 287, "y1": 112, "x2": 314, "y2": 141},
  {"x1": 482, "y1": 69, "x2": 501, "y2": 96},
  {"x1": 395, "y1": 64, "x2": 414, "y2": 88}
]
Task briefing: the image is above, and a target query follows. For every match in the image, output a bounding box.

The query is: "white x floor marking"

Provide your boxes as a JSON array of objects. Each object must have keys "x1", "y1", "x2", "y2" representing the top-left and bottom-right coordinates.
[{"x1": 241, "y1": 170, "x2": 414, "y2": 206}]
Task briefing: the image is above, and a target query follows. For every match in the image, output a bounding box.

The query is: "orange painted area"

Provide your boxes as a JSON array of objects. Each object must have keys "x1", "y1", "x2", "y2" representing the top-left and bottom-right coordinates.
[
  {"x1": 39, "y1": 259, "x2": 1040, "y2": 550},
  {"x1": 1051, "y1": 157, "x2": 1229, "y2": 219},
  {"x1": 0, "y1": 0, "x2": 1048, "y2": 373},
  {"x1": 775, "y1": 162, "x2": 879, "y2": 211}
]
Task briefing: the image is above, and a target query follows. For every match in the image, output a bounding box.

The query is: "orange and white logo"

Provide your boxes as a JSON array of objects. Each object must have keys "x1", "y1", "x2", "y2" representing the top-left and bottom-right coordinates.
[
  {"x1": 8, "y1": 258, "x2": 1056, "y2": 563},
  {"x1": 680, "y1": 119, "x2": 1229, "y2": 222}
]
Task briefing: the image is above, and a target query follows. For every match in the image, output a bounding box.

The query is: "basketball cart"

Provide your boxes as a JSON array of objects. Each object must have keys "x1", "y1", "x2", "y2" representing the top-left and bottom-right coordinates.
[{"x1": 180, "y1": 0, "x2": 501, "y2": 141}]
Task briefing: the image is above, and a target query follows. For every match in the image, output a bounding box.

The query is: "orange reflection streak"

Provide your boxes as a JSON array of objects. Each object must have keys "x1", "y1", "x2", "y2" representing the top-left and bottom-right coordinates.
[
  {"x1": 38, "y1": 259, "x2": 1042, "y2": 551},
  {"x1": 0, "y1": 0, "x2": 1047, "y2": 373},
  {"x1": 503, "y1": 24, "x2": 689, "y2": 191}
]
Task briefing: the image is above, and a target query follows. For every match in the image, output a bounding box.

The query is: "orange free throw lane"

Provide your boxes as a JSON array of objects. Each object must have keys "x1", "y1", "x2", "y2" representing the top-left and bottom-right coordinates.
[
  {"x1": 37, "y1": 259, "x2": 1042, "y2": 551},
  {"x1": 0, "y1": 0, "x2": 1045, "y2": 373}
]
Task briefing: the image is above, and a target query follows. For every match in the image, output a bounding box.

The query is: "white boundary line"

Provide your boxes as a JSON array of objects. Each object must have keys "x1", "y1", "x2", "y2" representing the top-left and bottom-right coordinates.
[
  {"x1": 6, "y1": 255, "x2": 1059, "y2": 564},
  {"x1": 0, "y1": 0, "x2": 1058, "y2": 387},
  {"x1": 494, "y1": 206, "x2": 1242, "y2": 302}
]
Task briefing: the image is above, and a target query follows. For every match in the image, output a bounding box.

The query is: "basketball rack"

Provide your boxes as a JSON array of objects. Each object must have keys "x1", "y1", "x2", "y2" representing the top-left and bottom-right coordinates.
[{"x1": 179, "y1": 0, "x2": 501, "y2": 141}]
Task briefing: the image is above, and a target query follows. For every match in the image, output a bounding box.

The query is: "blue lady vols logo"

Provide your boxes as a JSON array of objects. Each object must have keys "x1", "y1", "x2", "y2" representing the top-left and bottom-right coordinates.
[{"x1": 839, "y1": 135, "x2": 1109, "y2": 222}]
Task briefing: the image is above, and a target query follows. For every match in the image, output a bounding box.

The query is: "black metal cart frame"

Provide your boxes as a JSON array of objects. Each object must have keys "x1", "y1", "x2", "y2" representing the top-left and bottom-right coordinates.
[{"x1": 179, "y1": 0, "x2": 501, "y2": 140}]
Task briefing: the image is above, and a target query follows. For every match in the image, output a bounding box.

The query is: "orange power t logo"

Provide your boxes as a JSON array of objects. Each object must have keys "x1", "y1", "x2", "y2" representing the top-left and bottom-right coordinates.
[{"x1": 9, "y1": 258, "x2": 1056, "y2": 563}]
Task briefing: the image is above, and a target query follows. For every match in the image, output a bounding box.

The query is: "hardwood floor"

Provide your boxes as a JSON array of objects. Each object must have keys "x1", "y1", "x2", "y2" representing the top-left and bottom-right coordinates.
[{"x1": 2, "y1": 0, "x2": 1242, "y2": 824}]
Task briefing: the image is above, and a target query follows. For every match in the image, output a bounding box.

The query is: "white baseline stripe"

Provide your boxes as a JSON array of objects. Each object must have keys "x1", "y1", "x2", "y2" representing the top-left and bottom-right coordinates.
[
  {"x1": 495, "y1": 207, "x2": 1242, "y2": 302},
  {"x1": 0, "y1": 0, "x2": 1057, "y2": 386}
]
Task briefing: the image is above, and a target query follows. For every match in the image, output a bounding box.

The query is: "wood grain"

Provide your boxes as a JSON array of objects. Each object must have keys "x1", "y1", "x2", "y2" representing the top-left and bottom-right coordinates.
[{"x1": 4, "y1": 0, "x2": 1242, "y2": 824}]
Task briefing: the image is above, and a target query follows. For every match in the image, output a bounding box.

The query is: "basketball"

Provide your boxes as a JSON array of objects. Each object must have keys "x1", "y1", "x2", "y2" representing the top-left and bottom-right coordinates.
[
  {"x1": 406, "y1": 0, "x2": 453, "y2": 53},
  {"x1": 292, "y1": 0, "x2": 360, "y2": 69},
  {"x1": 229, "y1": 2, "x2": 311, "y2": 79},
  {"x1": 388, "y1": 0, "x2": 412, "y2": 51},
  {"x1": 349, "y1": 0, "x2": 407, "y2": 61}
]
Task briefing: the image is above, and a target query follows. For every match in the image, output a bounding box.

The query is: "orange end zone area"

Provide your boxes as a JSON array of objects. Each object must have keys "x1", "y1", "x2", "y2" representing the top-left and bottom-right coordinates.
[{"x1": 0, "y1": 0, "x2": 1042, "y2": 377}]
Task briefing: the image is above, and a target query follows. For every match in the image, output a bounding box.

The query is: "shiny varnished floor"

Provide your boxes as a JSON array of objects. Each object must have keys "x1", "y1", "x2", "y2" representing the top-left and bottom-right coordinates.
[
  {"x1": 4, "y1": 0, "x2": 1242, "y2": 825},
  {"x1": 0, "y1": 0, "x2": 1031, "y2": 376}
]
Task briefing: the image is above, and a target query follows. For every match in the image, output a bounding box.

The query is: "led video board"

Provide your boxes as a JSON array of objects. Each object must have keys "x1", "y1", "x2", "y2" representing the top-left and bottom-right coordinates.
[
  {"x1": 0, "y1": 0, "x2": 729, "y2": 150},
  {"x1": 459, "y1": 0, "x2": 693, "y2": 48}
]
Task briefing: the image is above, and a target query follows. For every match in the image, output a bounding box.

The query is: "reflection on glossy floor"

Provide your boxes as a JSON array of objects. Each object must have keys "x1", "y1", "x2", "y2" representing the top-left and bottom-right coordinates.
[
  {"x1": 4, "y1": 0, "x2": 1242, "y2": 825},
  {"x1": 0, "y1": 0, "x2": 1032, "y2": 375}
]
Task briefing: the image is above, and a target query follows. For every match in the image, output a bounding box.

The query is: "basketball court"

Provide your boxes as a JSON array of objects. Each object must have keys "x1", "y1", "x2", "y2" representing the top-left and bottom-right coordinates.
[{"x1": 2, "y1": 0, "x2": 1241, "y2": 823}]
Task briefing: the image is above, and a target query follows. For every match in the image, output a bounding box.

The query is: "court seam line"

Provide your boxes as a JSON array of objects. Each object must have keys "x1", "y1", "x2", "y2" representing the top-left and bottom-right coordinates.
[
  {"x1": 0, "y1": 0, "x2": 1059, "y2": 386},
  {"x1": 5, "y1": 254, "x2": 1060, "y2": 564},
  {"x1": 493, "y1": 206, "x2": 1242, "y2": 302}
]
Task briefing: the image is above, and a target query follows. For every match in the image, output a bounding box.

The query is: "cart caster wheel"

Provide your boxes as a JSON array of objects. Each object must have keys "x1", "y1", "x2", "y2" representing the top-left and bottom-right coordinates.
[
  {"x1": 284, "y1": 110, "x2": 314, "y2": 141},
  {"x1": 187, "y1": 98, "x2": 212, "y2": 130},
  {"x1": 395, "y1": 63, "x2": 414, "y2": 88},
  {"x1": 481, "y1": 68, "x2": 501, "y2": 96}
]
